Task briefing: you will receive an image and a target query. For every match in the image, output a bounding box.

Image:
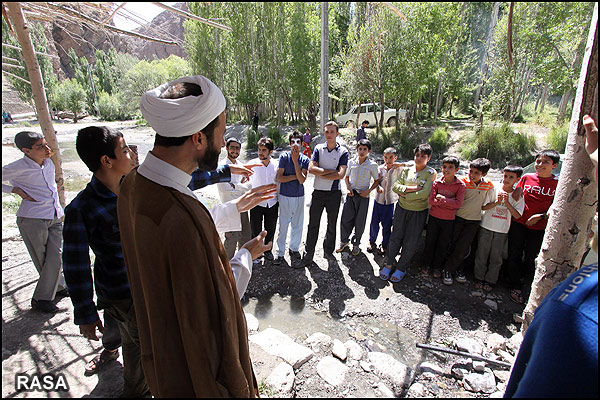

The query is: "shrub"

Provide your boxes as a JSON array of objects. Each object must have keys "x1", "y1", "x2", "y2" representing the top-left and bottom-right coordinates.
[
  {"x1": 370, "y1": 130, "x2": 394, "y2": 154},
  {"x1": 459, "y1": 123, "x2": 536, "y2": 167},
  {"x1": 393, "y1": 127, "x2": 423, "y2": 159},
  {"x1": 266, "y1": 125, "x2": 286, "y2": 149},
  {"x1": 428, "y1": 127, "x2": 450, "y2": 155},
  {"x1": 52, "y1": 79, "x2": 87, "y2": 120},
  {"x1": 546, "y1": 122, "x2": 569, "y2": 153},
  {"x1": 246, "y1": 127, "x2": 260, "y2": 150},
  {"x1": 97, "y1": 91, "x2": 132, "y2": 121}
]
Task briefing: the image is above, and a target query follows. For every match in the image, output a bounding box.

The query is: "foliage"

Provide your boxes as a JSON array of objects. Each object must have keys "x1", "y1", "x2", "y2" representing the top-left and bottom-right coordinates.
[
  {"x1": 97, "y1": 91, "x2": 133, "y2": 121},
  {"x1": 428, "y1": 127, "x2": 450, "y2": 155},
  {"x1": 266, "y1": 126, "x2": 286, "y2": 149},
  {"x1": 546, "y1": 122, "x2": 569, "y2": 153},
  {"x1": 51, "y1": 79, "x2": 86, "y2": 120},
  {"x1": 459, "y1": 123, "x2": 536, "y2": 167},
  {"x1": 246, "y1": 127, "x2": 260, "y2": 150}
]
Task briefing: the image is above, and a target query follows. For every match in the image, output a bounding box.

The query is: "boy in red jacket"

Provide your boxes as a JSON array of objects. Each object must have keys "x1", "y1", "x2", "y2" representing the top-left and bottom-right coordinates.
[{"x1": 506, "y1": 149, "x2": 560, "y2": 304}]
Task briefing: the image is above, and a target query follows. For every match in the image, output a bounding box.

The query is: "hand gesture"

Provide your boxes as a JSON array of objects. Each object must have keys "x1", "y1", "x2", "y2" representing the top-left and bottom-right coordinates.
[
  {"x1": 80, "y1": 319, "x2": 104, "y2": 341},
  {"x1": 346, "y1": 188, "x2": 354, "y2": 197},
  {"x1": 235, "y1": 184, "x2": 277, "y2": 213},
  {"x1": 377, "y1": 186, "x2": 383, "y2": 194},
  {"x1": 358, "y1": 190, "x2": 370, "y2": 198},
  {"x1": 435, "y1": 194, "x2": 445, "y2": 202},
  {"x1": 291, "y1": 145, "x2": 300, "y2": 162},
  {"x1": 526, "y1": 214, "x2": 544, "y2": 226},
  {"x1": 12, "y1": 187, "x2": 36, "y2": 202},
  {"x1": 241, "y1": 230, "x2": 273, "y2": 260},
  {"x1": 230, "y1": 164, "x2": 260, "y2": 179}
]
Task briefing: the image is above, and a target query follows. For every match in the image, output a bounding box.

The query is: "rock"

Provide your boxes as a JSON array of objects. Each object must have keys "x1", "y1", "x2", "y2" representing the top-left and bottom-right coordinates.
[
  {"x1": 484, "y1": 299, "x2": 498, "y2": 310},
  {"x1": 406, "y1": 382, "x2": 428, "y2": 397},
  {"x1": 245, "y1": 313, "x2": 259, "y2": 333},
  {"x1": 471, "y1": 291, "x2": 483, "y2": 297},
  {"x1": 265, "y1": 362, "x2": 295, "y2": 394},
  {"x1": 506, "y1": 332, "x2": 523, "y2": 354},
  {"x1": 368, "y1": 352, "x2": 412, "y2": 388},
  {"x1": 332, "y1": 339, "x2": 347, "y2": 361},
  {"x1": 305, "y1": 332, "x2": 332, "y2": 348},
  {"x1": 472, "y1": 360, "x2": 486, "y2": 372},
  {"x1": 486, "y1": 333, "x2": 506, "y2": 353},
  {"x1": 451, "y1": 362, "x2": 471, "y2": 379},
  {"x1": 490, "y1": 390, "x2": 505, "y2": 398},
  {"x1": 370, "y1": 326, "x2": 381, "y2": 334},
  {"x1": 464, "y1": 370, "x2": 497, "y2": 394},
  {"x1": 497, "y1": 349, "x2": 515, "y2": 364},
  {"x1": 249, "y1": 328, "x2": 314, "y2": 369},
  {"x1": 366, "y1": 340, "x2": 387, "y2": 353},
  {"x1": 418, "y1": 361, "x2": 445, "y2": 376},
  {"x1": 345, "y1": 340, "x2": 364, "y2": 360},
  {"x1": 360, "y1": 361, "x2": 372, "y2": 372},
  {"x1": 316, "y1": 356, "x2": 348, "y2": 387},
  {"x1": 454, "y1": 337, "x2": 484, "y2": 355},
  {"x1": 493, "y1": 370, "x2": 511, "y2": 382},
  {"x1": 376, "y1": 382, "x2": 397, "y2": 398}
]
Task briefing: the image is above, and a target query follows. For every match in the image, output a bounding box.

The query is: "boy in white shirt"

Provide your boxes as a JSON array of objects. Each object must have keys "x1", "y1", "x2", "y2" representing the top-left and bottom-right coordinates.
[
  {"x1": 474, "y1": 165, "x2": 525, "y2": 291},
  {"x1": 2, "y1": 131, "x2": 68, "y2": 313}
]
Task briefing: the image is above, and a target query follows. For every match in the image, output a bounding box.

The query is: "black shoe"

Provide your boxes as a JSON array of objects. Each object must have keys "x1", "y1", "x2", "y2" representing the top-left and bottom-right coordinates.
[
  {"x1": 324, "y1": 252, "x2": 336, "y2": 259},
  {"x1": 263, "y1": 252, "x2": 274, "y2": 261},
  {"x1": 289, "y1": 250, "x2": 302, "y2": 260},
  {"x1": 55, "y1": 288, "x2": 70, "y2": 298},
  {"x1": 455, "y1": 269, "x2": 467, "y2": 284},
  {"x1": 273, "y1": 256, "x2": 284, "y2": 266},
  {"x1": 366, "y1": 242, "x2": 377, "y2": 253},
  {"x1": 31, "y1": 299, "x2": 59, "y2": 313},
  {"x1": 302, "y1": 252, "x2": 313, "y2": 266}
]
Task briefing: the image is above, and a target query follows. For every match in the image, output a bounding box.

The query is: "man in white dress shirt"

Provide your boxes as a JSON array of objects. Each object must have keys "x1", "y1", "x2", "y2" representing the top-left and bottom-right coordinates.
[{"x1": 2, "y1": 131, "x2": 68, "y2": 313}]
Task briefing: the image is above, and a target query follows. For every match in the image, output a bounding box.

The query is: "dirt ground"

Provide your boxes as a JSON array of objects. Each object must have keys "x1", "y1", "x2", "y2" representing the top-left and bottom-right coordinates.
[{"x1": 2, "y1": 117, "x2": 545, "y2": 398}]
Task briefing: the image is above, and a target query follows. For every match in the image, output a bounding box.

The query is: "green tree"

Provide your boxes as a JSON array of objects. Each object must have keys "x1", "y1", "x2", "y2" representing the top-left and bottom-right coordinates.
[{"x1": 51, "y1": 79, "x2": 87, "y2": 122}]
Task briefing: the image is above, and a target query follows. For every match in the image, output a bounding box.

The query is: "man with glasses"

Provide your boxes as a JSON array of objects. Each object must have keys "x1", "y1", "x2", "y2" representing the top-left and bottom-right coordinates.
[{"x1": 274, "y1": 131, "x2": 310, "y2": 267}]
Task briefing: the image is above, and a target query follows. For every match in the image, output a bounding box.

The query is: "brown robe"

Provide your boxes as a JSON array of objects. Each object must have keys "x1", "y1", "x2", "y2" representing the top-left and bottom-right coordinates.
[{"x1": 117, "y1": 169, "x2": 257, "y2": 397}]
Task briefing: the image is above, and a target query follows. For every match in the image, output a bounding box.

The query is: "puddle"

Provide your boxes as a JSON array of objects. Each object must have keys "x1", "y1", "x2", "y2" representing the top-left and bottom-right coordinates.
[{"x1": 243, "y1": 294, "x2": 421, "y2": 368}]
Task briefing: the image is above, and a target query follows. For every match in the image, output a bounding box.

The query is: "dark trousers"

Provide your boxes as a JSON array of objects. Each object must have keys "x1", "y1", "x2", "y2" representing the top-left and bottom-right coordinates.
[
  {"x1": 385, "y1": 205, "x2": 429, "y2": 272},
  {"x1": 101, "y1": 311, "x2": 122, "y2": 351},
  {"x1": 369, "y1": 201, "x2": 395, "y2": 248},
  {"x1": 250, "y1": 203, "x2": 279, "y2": 255},
  {"x1": 444, "y1": 216, "x2": 480, "y2": 273},
  {"x1": 340, "y1": 191, "x2": 371, "y2": 245},
  {"x1": 506, "y1": 221, "x2": 545, "y2": 290},
  {"x1": 423, "y1": 215, "x2": 455, "y2": 270},
  {"x1": 305, "y1": 190, "x2": 342, "y2": 257},
  {"x1": 98, "y1": 297, "x2": 149, "y2": 397}
]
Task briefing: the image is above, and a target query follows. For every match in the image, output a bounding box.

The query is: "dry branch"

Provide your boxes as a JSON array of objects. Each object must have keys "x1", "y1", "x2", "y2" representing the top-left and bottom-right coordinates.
[{"x1": 151, "y1": 2, "x2": 233, "y2": 31}]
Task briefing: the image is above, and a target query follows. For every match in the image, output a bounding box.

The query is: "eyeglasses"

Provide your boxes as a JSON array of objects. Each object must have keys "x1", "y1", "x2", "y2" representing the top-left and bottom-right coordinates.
[{"x1": 291, "y1": 139, "x2": 301, "y2": 145}]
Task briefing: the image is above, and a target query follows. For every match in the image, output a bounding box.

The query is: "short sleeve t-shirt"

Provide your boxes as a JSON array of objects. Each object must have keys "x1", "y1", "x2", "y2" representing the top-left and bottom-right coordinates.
[
  {"x1": 278, "y1": 151, "x2": 310, "y2": 197},
  {"x1": 514, "y1": 173, "x2": 558, "y2": 230},
  {"x1": 312, "y1": 143, "x2": 349, "y2": 191},
  {"x1": 480, "y1": 183, "x2": 525, "y2": 233}
]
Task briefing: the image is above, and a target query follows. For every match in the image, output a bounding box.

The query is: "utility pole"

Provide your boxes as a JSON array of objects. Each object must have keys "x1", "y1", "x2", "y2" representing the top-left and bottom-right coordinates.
[{"x1": 320, "y1": 2, "x2": 329, "y2": 134}]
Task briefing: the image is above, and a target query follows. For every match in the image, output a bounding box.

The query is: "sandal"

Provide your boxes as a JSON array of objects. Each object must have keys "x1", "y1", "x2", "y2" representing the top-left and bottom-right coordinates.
[
  {"x1": 510, "y1": 289, "x2": 524, "y2": 304},
  {"x1": 390, "y1": 270, "x2": 406, "y2": 283},
  {"x1": 483, "y1": 282, "x2": 493, "y2": 292},
  {"x1": 474, "y1": 280, "x2": 484, "y2": 290},
  {"x1": 379, "y1": 266, "x2": 393, "y2": 281},
  {"x1": 84, "y1": 349, "x2": 119, "y2": 376}
]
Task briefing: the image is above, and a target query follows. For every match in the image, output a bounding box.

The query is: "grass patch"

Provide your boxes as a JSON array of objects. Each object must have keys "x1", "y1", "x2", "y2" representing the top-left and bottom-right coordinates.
[
  {"x1": 246, "y1": 127, "x2": 260, "y2": 150},
  {"x1": 257, "y1": 379, "x2": 276, "y2": 398},
  {"x1": 2, "y1": 193, "x2": 21, "y2": 214},
  {"x1": 546, "y1": 121, "x2": 569, "y2": 153},
  {"x1": 459, "y1": 122, "x2": 536, "y2": 167},
  {"x1": 371, "y1": 126, "x2": 425, "y2": 159},
  {"x1": 428, "y1": 126, "x2": 450, "y2": 155},
  {"x1": 63, "y1": 174, "x2": 91, "y2": 193},
  {"x1": 266, "y1": 125, "x2": 286, "y2": 149}
]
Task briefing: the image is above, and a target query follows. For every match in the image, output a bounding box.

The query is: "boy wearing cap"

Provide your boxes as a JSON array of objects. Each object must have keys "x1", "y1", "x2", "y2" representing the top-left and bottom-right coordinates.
[{"x1": 2, "y1": 131, "x2": 68, "y2": 313}]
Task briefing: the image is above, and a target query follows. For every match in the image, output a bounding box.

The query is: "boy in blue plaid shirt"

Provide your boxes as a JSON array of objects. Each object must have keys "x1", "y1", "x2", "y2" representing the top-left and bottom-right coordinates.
[
  {"x1": 62, "y1": 126, "x2": 149, "y2": 397},
  {"x1": 337, "y1": 139, "x2": 380, "y2": 255}
]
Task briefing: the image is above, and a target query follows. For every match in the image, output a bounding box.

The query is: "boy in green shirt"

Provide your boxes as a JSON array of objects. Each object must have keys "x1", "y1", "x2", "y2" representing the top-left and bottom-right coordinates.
[{"x1": 381, "y1": 144, "x2": 436, "y2": 283}]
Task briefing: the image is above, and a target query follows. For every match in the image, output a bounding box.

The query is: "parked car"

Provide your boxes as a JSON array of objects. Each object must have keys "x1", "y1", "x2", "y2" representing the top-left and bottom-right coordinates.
[{"x1": 336, "y1": 103, "x2": 407, "y2": 128}]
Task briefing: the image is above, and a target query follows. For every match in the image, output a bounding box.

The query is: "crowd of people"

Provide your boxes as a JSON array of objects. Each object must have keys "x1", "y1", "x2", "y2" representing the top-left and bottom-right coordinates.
[{"x1": 2, "y1": 74, "x2": 597, "y2": 397}]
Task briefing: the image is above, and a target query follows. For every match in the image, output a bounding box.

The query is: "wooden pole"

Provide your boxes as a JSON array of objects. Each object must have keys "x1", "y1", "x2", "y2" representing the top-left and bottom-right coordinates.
[
  {"x1": 5, "y1": 2, "x2": 65, "y2": 208},
  {"x1": 521, "y1": 3, "x2": 598, "y2": 331},
  {"x1": 320, "y1": 2, "x2": 329, "y2": 134}
]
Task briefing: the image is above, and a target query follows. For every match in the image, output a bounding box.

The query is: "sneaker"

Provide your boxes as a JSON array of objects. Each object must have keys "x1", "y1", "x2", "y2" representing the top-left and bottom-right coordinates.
[
  {"x1": 432, "y1": 269, "x2": 441, "y2": 278},
  {"x1": 351, "y1": 245, "x2": 361, "y2": 256},
  {"x1": 55, "y1": 288, "x2": 70, "y2": 298},
  {"x1": 442, "y1": 270, "x2": 453, "y2": 286},
  {"x1": 289, "y1": 250, "x2": 302, "y2": 261},
  {"x1": 377, "y1": 245, "x2": 386, "y2": 256},
  {"x1": 455, "y1": 269, "x2": 467, "y2": 284},
  {"x1": 366, "y1": 243, "x2": 377, "y2": 253},
  {"x1": 302, "y1": 252, "x2": 313, "y2": 266},
  {"x1": 31, "y1": 299, "x2": 59, "y2": 313},
  {"x1": 336, "y1": 241, "x2": 350, "y2": 253},
  {"x1": 263, "y1": 252, "x2": 274, "y2": 261},
  {"x1": 273, "y1": 256, "x2": 284, "y2": 266}
]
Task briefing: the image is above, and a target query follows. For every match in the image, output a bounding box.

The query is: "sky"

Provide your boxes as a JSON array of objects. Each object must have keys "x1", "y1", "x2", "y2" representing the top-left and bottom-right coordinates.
[{"x1": 112, "y1": 2, "x2": 178, "y2": 31}]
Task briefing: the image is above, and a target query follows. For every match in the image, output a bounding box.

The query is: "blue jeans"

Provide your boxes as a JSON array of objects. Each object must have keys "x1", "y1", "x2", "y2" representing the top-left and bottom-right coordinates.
[
  {"x1": 369, "y1": 201, "x2": 395, "y2": 248},
  {"x1": 276, "y1": 195, "x2": 305, "y2": 257}
]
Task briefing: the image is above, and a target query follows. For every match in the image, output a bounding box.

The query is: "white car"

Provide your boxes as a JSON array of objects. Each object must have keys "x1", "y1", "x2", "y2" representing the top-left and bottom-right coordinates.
[{"x1": 336, "y1": 103, "x2": 407, "y2": 128}]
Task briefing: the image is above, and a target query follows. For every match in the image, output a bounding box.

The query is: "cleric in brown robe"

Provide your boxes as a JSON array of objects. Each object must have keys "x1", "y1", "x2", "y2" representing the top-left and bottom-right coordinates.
[{"x1": 117, "y1": 75, "x2": 273, "y2": 397}]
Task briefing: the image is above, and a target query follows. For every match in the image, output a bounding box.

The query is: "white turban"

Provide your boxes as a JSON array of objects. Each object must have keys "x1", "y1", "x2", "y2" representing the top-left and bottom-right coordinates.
[{"x1": 140, "y1": 75, "x2": 226, "y2": 137}]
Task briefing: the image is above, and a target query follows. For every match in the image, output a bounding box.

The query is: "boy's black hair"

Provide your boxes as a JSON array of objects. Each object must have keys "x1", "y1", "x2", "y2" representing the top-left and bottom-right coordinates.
[
  {"x1": 442, "y1": 156, "x2": 460, "y2": 168},
  {"x1": 362, "y1": 120, "x2": 369, "y2": 125},
  {"x1": 226, "y1": 137, "x2": 241, "y2": 147},
  {"x1": 257, "y1": 136, "x2": 274, "y2": 151},
  {"x1": 383, "y1": 147, "x2": 397, "y2": 156},
  {"x1": 535, "y1": 149, "x2": 560, "y2": 165},
  {"x1": 14, "y1": 131, "x2": 43, "y2": 150},
  {"x1": 414, "y1": 143, "x2": 432, "y2": 157},
  {"x1": 470, "y1": 158, "x2": 491, "y2": 174},
  {"x1": 76, "y1": 126, "x2": 124, "y2": 173},
  {"x1": 504, "y1": 164, "x2": 524, "y2": 178},
  {"x1": 288, "y1": 130, "x2": 303, "y2": 143},
  {"x1": 356, "y1": 138, "x2": 372, "y2": 150},
  {"x1": 324, "y1": 120, "x2": 339, "y2": 132}
]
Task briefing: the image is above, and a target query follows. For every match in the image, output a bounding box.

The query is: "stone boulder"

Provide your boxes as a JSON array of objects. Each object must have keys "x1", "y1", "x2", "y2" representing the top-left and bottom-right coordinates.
[
  {"x1": 368, "y1": 352, "x2": 412, "y2": 389},
  {"x1": 316, "y1": 356, "x2": 348, "y2": 387},
  {"x1": 249, "y1": 328, "x2": 314, "y2": 369}
]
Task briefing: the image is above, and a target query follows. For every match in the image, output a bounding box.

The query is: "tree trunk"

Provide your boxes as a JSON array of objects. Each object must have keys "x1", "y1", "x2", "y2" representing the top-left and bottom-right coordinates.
[
  {"x1": 539, "y1": 84, "x2": 549, "y2": 113},
  {"x1": 534, "y1": 86, "x2": 542, "y2": 113},
  {"x1": 434, "y1": 80, "x2": 443, "y2": 121},
  {"x1": 6, "y1": 2, "x2": 65, "y2": 208},
  {"x1": 521, "y1": 4, "x2": 598, "y2": 332},
  {"x1": 557, "y1": 89, "x2": 573, "y2": 122},
  {"x1": 474, "y1": 2, "x2": 501, "y2": 108}
]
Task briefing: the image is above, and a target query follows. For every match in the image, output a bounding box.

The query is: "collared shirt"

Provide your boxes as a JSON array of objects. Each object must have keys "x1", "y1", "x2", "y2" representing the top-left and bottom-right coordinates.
[
  {"x1": 429, "y1": 176, "x2": 466, "y2": 220},
  {"x1": 374, "y1": 164, "x2": 401, "y2": 205},
  {"x1": 278, "y1": 151, "x2": 310, "y2": 198},
  {"x1": 356, "y1": 126, "x2": 366, "y2": 142},
  {"x1": 62, "y1": 176, "x2": 130, "y2": 325},
  {"x1": 456, "y1": 176, "x2": 496, "y2": 221},
  {"x1": 189, "y1": 164, "x2": 231, "y2": 191},
  {"x1": 312, "y1": 142, "x2": 349, "y2": 191},
  {"x1": 392, "y1": 165, "x2": 437, "y2": 211},
  {"x1": 248, "y1": 157, "x2": 278, "y2": 208},
  {"x1": 346, "y1": 156, "x2": 379, "y2": 191},
  {"x1": 137, "y1": 152, "x2": 252, "y2": 298},
  {"x1": 216, "y1": 158, "x2": 252, "y2": 203},
  {"x1": 2, "y1": 156, "x2": 64, "y2": 219}
]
